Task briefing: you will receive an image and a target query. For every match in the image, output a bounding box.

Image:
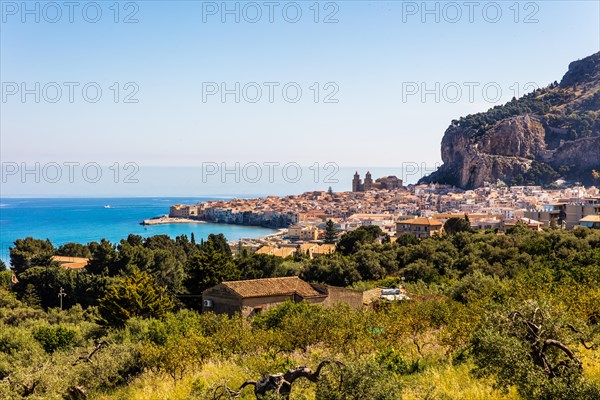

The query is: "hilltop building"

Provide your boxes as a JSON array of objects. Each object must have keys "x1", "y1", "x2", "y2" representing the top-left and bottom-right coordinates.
[{"x1": 352, "y1": 172, "x2": 403, "y2": 192}]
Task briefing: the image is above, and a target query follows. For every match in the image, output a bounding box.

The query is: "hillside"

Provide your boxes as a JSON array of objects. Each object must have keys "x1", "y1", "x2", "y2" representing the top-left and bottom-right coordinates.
[{"x1": 420, "y1": 52, "x2": 600, "y2": 188}]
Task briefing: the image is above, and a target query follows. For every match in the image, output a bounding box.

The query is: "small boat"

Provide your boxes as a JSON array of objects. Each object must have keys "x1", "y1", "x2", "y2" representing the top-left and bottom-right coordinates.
[{"x1": 103, "y1": 205, "x2": 111, "y2": 209}]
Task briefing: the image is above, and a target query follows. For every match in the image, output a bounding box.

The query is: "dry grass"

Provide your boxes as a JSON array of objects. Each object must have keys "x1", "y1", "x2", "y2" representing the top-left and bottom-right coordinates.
[
  {"x1": 400, "y1": 362, "x2": 519, "y2": 400},
  {"x1": 93, "y1": 357, "x2": 525, "y2": 400},
  {"x1": 93, "y1": 342, "x2": 600, "y2": 399}
]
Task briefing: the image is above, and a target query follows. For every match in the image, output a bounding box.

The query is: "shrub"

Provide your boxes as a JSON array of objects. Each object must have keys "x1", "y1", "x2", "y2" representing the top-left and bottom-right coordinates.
[
  {"x1": 32, "y1": 325, "x2": 77, "y2": 353},
  {"x1": 316, "y1": 357, "x2": 402, "y2": 400},
  {"x1": 98, "y1": 270, "x2": 174, "y2": 327}
]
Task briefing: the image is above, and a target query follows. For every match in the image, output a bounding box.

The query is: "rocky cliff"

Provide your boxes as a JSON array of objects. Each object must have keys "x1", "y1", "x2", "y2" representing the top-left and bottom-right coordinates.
[{"x1": 420, "y1": 52, "x2": 600, "y2": 188}]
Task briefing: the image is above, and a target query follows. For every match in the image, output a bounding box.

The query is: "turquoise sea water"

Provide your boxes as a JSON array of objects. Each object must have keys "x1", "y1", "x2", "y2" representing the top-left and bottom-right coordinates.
[{"x1": 0, "y1": 198, "x2": 276, "y2": 266}]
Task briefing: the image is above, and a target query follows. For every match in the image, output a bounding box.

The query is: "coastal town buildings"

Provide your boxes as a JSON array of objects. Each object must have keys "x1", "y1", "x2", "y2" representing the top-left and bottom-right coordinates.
[
  {"x1": 166, "y1": 173, "x2": 600, "y2": 245},
  {"x1": 524, "y1": 198, "x2": 600, "y2": 229}
]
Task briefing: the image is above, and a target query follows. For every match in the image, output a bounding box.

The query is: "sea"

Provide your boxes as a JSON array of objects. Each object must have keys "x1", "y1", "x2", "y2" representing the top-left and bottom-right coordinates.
[
  {"x1": 0, "y1": 166, "x2": 437, "y2": 266},
  {"x1": 0, "y1": 197, "x2": 277, "y2": 266}
]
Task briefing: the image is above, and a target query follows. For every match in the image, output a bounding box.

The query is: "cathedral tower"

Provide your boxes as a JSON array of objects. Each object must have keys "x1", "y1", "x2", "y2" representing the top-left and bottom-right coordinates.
[
  {"x1": 352, "y1": 172, "x2": 362, "y2": 192},
  {"x1": 363, "y1": 171, "x2": 373, "y2": 191}
]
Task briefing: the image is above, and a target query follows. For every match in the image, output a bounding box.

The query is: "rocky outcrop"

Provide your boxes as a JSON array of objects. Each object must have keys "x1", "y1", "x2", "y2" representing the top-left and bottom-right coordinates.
[
  {"x1": 421, "y1": 52, "x2": 600, "y2": 188},
  {"x1": 477, "y1": 115, "x2": 546, "y2": 158},
  {"x1": 550, "y1": 136, "x2": 600, "y2": 170}
]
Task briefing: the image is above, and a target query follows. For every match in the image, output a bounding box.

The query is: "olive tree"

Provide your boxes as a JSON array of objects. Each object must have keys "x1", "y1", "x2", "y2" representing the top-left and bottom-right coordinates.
[{"x1": 471, "y1": 301, "x2": 599, "y2": 399}]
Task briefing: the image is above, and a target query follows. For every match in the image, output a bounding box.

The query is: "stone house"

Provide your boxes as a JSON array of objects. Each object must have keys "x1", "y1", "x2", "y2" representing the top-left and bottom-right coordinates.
[
  {"x1": 202, "y1": 277, "x2": 401, "y2": 317},
  {"x1": 202, "y1": 276, "x2": 327, "y2": 317}
]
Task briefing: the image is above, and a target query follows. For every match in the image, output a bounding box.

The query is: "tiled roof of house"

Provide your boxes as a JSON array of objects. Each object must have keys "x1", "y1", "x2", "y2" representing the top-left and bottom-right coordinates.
[
  {"x1": 255, "y1": 245, "x2": 296, "y2": 257},
  {"x1": 255, "y1": 245, "x2": 277, "y2": 255},
  {"x1": 220, "y1": 276, "x2": 324, "y2": 299},
  {"x1": 580, "y1": 215, "x2": 600, "y2": 222},
  {"x1": 398, "y1": 217, "x2": 443, "y2": 226},
  {"x1": 52, "y1": 256, "x2": 89, "y2": 270}
]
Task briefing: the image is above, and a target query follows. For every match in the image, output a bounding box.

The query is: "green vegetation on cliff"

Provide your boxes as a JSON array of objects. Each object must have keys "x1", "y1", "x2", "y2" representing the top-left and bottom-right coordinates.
[{"x1": 422, "y1": 52, "x2": 600, "y2": 188}]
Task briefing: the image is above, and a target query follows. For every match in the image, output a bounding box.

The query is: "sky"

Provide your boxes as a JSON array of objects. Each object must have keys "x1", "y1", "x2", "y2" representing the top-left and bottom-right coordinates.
[{"x1": 1, "y1": 0, "x2": 599, "y2": 196}]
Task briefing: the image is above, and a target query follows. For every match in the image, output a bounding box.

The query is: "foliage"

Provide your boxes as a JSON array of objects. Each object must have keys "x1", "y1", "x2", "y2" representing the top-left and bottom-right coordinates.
[
  {"x1": 1, "y1": 228, "x2": 600, "y2": 398},
  {"x1": 98, "y1": 270, "x2": 174, "y2": 327},
  {"x1": 443, "y1": 216, "x2": 472, "y2": 235},
  {"x1": 472, "y1": 301, "x2": 600, "y2": 399},
  {"x1": 324, "y1": 220, "x2": 339, "y2": 244},
  {"x1": 336, "y1": 226, "x2": 388, "y2": 255},
  {"x1": 32, "y1": 325, "x2": 77, "y2": 353},
  {"x1": 9, "y1": 237, "x2": 55, "y2": 275},
  {"x1": 316, "y1": 357, "x2": 402, "y2": 399}
]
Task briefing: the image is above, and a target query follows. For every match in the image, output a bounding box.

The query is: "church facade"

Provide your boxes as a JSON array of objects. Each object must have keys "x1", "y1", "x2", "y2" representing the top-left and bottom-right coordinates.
[{"x1": 352, "y1": 172, "x2": 403, "y2": 192}]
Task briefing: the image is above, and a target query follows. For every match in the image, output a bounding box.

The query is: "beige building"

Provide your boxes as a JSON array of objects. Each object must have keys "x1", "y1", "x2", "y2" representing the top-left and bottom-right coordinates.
[
  {"x1": 169, "y1": 204, "x2": 199, "y2": 219},
  {"x1": 396, "y1": 217, "x2": 443, "y2": 238},
  {"x1": 297, "y1": 243, "x2": 336, "y2": 258},
  {"x1": 503, "y1": 217, "x2": 543, "y2": 231},
  {"x1": 255, "y1": 243, "x2": 336, "y2": 259},
  {"x1": 579, "y1": 215, "x2": 600, "y2": 229},
  {"x1": 524, "y1": 199, "x2": 600, "y2": 230},
  {"x1": 287, "y1": 224, "x2": 320, "y2": 241},
  {"x1": 470, "y1": 217, "x2": 503, "y2": 231},
  {"x1": 255, "y1": 246, "x2": 297, "y2": 258}
]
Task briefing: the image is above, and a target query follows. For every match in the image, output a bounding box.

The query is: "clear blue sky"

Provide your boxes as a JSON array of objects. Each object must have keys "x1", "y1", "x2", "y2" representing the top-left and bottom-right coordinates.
[{"x1": 1, "y1": 1, "x2": 599, "y2": 196}]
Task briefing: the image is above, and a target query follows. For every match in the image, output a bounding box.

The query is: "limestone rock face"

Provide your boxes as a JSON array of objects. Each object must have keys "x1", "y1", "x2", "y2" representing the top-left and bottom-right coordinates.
[
  {"x1": 422, "y1": 52, "x2": 600, "y2": 188},
  {"x1": 551, "y1": 136, "x2": 600, "y2": 170},
  {"x1": 478, "y1": 115, "x2": 546, "y2": 158},
  {"x1": 437, "y1": 115, "x2": 545, "y2": 188}
]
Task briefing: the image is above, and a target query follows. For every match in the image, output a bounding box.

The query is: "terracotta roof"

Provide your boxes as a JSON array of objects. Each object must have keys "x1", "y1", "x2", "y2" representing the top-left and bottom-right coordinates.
[
  {"x1": 220, "y1": 277, "x2": 324, "y2": 299},
  {"x1": 299, "y1": 243, "x2": 318, "y2": 252},
  {"x1": 60, "y1": 261, "x2": 89, "y2": 270},
  {"x1": 255, "y1": 246, "x2": 296, "y2": 257},
  {"x1": 255, "y1": 245, "x2": 277, "y2": 255},
  {"x1": 52, "y1": 256, "x2": 89, "y2": 270},
  {"x1": 272, "y1": 247, "x2": 296, "y2": 257},
  {"x1": 580, "y1": 215, "x2": 600, "y2": 222},
  {"x1": 398, "y1": 217, "x2": 443, "y2": 226},
  {"x1": 53, "y1": 256, "x2": 89, "y2": 263}
]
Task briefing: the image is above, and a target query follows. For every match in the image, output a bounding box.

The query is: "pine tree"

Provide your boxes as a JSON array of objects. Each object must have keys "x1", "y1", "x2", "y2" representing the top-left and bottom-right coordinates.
[
  {"x1": 22, "y1": 283, "x2": 42, "y2": 307},
  {"x1": 324, "y1": 219, "x2": 339, "y2": 244},
  {"x1": 98, "y1": 270, "x2": 174, "y2": 327}
]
